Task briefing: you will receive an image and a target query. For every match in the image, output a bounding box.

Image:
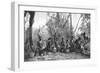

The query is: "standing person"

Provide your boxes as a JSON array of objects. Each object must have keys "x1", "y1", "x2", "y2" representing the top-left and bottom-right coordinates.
[
  {"x1": 60, "y1": 37, "x2": 65, "y2": 53},
  {"x1": 46, "y1": 38, "x2": 52, "y2": 53},
  {"x1": 65, "y1": 40, "x2": 70, "y2": 53}
]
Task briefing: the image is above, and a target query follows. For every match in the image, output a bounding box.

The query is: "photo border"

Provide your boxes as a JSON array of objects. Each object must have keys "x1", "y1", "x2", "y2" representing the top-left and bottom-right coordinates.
[{"x1": 11, "y1": 2, "x2": 97, "y2": 71}]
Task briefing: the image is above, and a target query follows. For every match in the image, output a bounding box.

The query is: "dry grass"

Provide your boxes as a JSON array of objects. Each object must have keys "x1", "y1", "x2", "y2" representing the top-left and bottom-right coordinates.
[{"x1": 25, "y1": 52, "x2": 90, "y2": 62}]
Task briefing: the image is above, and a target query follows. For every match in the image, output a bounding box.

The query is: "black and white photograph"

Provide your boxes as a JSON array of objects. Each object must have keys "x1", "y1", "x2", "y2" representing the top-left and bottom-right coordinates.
[{"x1": 24, "y1": 11, "x2": 90, "y2": 62}]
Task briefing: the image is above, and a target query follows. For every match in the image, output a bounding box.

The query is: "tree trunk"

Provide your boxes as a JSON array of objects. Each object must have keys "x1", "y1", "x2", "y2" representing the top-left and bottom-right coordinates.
[
  {"x1": 28, "y1": 11, "x2": 35, "y2": 49},
  {"x1": 69, "y1": 13, "x2": 73, "y2": 43}
]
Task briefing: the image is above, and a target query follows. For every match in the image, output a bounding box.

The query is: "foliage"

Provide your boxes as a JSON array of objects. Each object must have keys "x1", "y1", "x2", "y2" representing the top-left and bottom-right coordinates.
[
  {"x1": 24, "y1": 12, "x2": 91, "y2": 60},
  {"x1": 79, "y1": 14, "x2": 90, "y2": 38}
]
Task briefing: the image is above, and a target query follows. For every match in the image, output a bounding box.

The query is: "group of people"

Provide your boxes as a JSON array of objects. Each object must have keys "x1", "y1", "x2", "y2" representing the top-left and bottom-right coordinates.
[
  {"x1": 33, "y1": 33, "x2": 89, "y2": 56},
  {"x1": 24, "y1": 32, "x2": 90, "y2": 59}
]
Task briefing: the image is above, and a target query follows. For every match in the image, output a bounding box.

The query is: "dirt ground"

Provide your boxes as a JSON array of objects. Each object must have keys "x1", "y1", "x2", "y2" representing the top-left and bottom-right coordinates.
[{"x1": 25, "y1": 52, "x2": 90, "y2": 61}]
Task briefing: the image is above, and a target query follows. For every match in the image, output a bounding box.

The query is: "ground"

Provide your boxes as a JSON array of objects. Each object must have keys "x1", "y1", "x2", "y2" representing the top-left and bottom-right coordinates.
[{"x1": 25, "y1": 52, "x2": 90, "y2": 61}]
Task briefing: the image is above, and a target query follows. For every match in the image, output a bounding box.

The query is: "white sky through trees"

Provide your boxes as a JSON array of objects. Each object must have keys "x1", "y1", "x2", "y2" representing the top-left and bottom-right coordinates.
[
  {"x1": 32, "y1": 12, "x2": 49, "y2": 29},
  {"x1": 32, "y1": 12, "x2": 81, "y2": 31}
]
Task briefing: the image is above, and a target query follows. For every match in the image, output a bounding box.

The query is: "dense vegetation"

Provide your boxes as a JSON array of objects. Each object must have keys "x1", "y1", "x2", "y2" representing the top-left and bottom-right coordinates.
[{"x1": 24, "y1": 11, "x2": 90, "y2": 61}]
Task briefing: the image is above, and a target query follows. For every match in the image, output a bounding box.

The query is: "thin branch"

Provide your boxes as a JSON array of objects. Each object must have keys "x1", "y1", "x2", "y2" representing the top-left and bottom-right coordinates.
[
  {"x1": 62, "y1": 14, "x2": 70, "y2": 28},
  {"x1": 74, "y1": 15, "x2": 82, "y2": 33}
]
